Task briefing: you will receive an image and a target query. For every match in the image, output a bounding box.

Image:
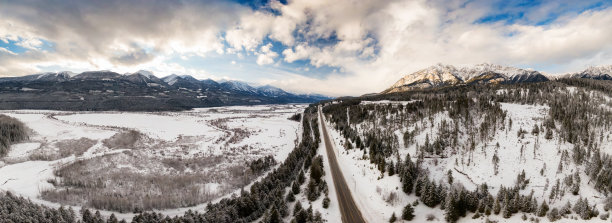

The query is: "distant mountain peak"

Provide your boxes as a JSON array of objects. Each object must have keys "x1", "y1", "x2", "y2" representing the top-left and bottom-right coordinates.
[
  {"x1": 568, "y1": 65, "x2": 612, "y2": 80},
  {"x1": 133, "y1": 70, "x2": 155, "y2": 78}
]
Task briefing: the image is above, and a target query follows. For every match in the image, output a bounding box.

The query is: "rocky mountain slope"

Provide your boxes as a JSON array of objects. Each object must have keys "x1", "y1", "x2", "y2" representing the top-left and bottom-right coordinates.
[
  {"x1": 383, "y1": 63, "x2": 550, "y2": 93},
  {"x1": 0, "y1": 70, "x2": 330, "y2": 111},
  {"x1": 566, "y1": 65, "x2": 612, "y2": 80}
]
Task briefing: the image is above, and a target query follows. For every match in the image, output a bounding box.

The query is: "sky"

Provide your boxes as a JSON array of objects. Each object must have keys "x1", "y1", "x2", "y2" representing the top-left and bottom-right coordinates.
[{"x1": 0, "y1": 0, "x2": 611, "y2": 96}]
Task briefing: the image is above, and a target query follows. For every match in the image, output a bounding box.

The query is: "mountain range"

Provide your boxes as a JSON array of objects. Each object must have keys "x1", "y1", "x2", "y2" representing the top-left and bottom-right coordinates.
[
  {"x1": 383, "y1": 63, "x2": 612, "y2": 93},
  {"x1": 0, "y1": 70, "x2": 330, "y2": 111}
]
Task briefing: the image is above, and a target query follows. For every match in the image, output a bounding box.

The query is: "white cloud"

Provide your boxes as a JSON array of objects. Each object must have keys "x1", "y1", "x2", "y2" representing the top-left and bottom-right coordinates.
[
  {"x1": 0, "y1": 0, "x2": 612, "y2": 96},
  {"x1": 256, "y1": 43, "x2": 278, "y2": 65},
  {"x1": 0, "y1": 47, "x2": 16, "y2": 55}
]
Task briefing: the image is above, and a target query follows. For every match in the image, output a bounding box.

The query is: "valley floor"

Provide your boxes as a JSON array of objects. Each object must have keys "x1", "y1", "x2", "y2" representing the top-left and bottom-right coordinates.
[{"x1": 0, "y1": 104, "x2": 306, "y2": 220}]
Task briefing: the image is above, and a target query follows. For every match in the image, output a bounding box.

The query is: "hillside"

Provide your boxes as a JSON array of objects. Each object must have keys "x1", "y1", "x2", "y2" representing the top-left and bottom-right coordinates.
[
  {"x1": 320, "y1": 78, "x2": 612, "y2": 222},
  {"x1": 0, "y1": 71, "x2": 330, "y2": 111}
]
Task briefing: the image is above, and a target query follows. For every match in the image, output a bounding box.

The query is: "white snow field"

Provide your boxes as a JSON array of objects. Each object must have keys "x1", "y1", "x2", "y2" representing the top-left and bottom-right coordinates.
[
  {"x1": 0, "y1": 104, "x2": 305, "y2": 220},
  {"x1": 323, "y1": 100, "x2": 612, "y2": 223}
]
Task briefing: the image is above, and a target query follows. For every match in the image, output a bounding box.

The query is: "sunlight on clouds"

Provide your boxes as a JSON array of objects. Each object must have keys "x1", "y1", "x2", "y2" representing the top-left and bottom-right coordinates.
[{"x1": 0, "y1": 0, "x2": 611, "y2": 96}]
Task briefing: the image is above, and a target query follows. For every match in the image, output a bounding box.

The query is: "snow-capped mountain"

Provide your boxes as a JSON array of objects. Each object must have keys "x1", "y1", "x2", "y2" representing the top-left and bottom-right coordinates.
[
  {"x1": 0, "y1": 70, "x2": 331, "y2": 111},
  {"x1": 384, "y1": 63, "x2": 549, "y2": 93},
  {"x1": 257, "y1": 85, "x2": 290, "y2": 97},
  {"x1": 567, "y1": 65, "x2": 612, "y2": 80},
  {"x1": 123, "y1": 70, "x2": 165, "y2": 86},
  {"x1": 220, "y1": 80, "x2": 259, "y2": 94}
]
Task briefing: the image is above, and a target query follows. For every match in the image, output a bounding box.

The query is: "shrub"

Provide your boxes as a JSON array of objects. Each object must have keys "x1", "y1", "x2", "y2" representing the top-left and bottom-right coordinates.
[{"x1": 322, "y1": 196, "x2": 330, "y2": 209}]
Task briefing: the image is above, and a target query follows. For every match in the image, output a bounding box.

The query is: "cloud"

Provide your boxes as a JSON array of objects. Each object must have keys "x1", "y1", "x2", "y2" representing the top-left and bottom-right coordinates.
[
  {"x1": 111, "y1": 48, "x2": 156, "y2": 66},
  {"x1": 256, "y1": 43, "x2": 278, "y2": 65},
  {"x1": 257, "y1": 0, "x2": 612, "y2": 96},
  {"x1": 0, "y1": 0, "x2": 611, "y2": 96},
  {"x1": 0, "y1": 0, "x2": 244, "y2": 74},
  {"x1": 0, "y1": 47, "x2": 16, "y2": 55}
]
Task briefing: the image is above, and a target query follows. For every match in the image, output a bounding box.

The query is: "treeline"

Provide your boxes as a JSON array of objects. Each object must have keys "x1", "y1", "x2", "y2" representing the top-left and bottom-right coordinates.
[
  {"x1": 0, "y1": 191, "x2": 78, "y2": 223},
  {"x1": 0, "y1": 114, "x2": 28, "y2": 157}
]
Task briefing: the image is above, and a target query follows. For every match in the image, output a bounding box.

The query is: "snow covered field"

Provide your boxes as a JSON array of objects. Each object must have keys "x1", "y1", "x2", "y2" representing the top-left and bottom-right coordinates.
[{"x1": 0, "y1": 104, "x2": 305, "y2": 218}]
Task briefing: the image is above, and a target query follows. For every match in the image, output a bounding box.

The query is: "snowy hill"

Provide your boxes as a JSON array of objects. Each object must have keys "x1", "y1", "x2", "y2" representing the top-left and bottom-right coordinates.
[{"x1": 322, "y1": 79, "x2": 612, "y2": 222}]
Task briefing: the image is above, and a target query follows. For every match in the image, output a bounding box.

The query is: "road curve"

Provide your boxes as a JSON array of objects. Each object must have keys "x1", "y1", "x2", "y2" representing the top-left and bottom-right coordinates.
[{"x1": 319, "y1": 107, "x2": 367, "y2": 223}]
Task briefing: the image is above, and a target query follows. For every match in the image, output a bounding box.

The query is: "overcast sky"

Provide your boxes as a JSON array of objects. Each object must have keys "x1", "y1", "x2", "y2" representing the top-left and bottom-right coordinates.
[{"x1": 1, "y1": 0, "x2": 611, "y2": 96}]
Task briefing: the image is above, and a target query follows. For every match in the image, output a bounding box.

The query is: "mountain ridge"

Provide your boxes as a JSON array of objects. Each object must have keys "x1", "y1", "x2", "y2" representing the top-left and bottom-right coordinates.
[
  {"x1": 0, "y1": 70, "x2": 331, "y2": 111},
  {"x1": 383, "y1": 63, "x2": 610, "y2": 93}
]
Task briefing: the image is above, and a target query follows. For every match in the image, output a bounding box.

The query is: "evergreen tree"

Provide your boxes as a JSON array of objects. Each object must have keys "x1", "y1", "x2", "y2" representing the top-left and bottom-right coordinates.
[
  {"x1": 298, "y1": 170, "x2": 306, "y2": 184},
  {"x1": 107, "y1": 214, "x2": 118, "y2": 223},
  {"x1": 322, "y1": 196, "x2": 330, "y2": 209},
  {"x1": 402, "y1": 204, "x2": 415, "y2": 221},
  {"x1": 286, "y1": 191, "x2": 296, "y2": 202},
  {"x1": 537, "y1": 201, "x2": 549, "y2": 217},
  {"x1": 444, "y1": 191, "x2": 459, "y2": 223},
  {"x1": 493, "y1": 198, "x2": 501, "y2": 215},
  {"x1": 292, "y1": 181, "x2": 301, "y2": 195},
  {"x1": 388, "y1": 161, "x2": 395, "y2": 176},
  {"x1": 389, "y1": 212, "x2": 397, "y2": 223},
  {"x1": 267, "y1": 208, "x2": 282, "y2": 223}
]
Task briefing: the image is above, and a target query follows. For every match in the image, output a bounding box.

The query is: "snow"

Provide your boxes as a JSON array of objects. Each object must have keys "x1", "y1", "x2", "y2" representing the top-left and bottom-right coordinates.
[
  {"x1": 322, "y1": 100, "x2": 612, "y2": 222},
  {"x1": 389, "y1": 63, "x2": 543, "y2": 91},
  {"x1": 313, "y1": 111, "x2": 341, "y2": 222},
  {"x1": 224, "y1": 80, "x2": 258, "y2": 93},
  {"x1": 0, "y1": 104, "x2": 306, "y2": 220},
  {"x1": 322, "y1": 112, "x2": 408, "y2": 223},
  {"x1": 135, "y1": 70, "x2": 155, "y2": 79},
  {"x1": 5, "y1": 142, "x2": 40, "y2": 160},
  {"x1": 162, "y1": 74, "x2": 180, "y2": 85}
]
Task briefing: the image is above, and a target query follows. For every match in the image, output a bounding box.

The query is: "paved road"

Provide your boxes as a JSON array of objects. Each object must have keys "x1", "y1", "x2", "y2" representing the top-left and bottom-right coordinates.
[{"x1": 319, "y1": 108, "x2": 367, "y2": 223}]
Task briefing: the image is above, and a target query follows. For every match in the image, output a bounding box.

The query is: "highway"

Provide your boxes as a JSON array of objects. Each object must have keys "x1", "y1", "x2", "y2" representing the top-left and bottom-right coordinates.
[{"x1": 319, "y1": 108, "x2": 367, "y2": 223}]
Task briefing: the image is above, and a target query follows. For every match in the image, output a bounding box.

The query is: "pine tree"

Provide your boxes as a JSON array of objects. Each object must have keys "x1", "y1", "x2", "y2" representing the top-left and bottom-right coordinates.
[
  {"x1": 388, "y1": 161, "x2": 395, "y2": 176},
  {"x1": 537, "y1": 201, "x2": 549, "y2": 217},
  {"x1": 322, "y1": 196, "x2": 330, "y2": 209},
  {"x1": 493, "y1": 198, "x2": 501, "y2": 215},
  {"x1": 445, "y1": 191, "x2": 459, "y2": 223},
  {"x1": 547, "y1": 208, "x2": 560, "y2": 222},
  {"x1": 81, "y1": 208, "x2": 93, "y2": 223},
  {"x1": 286, "y1": 191, "x2": 296, "y2": 202},
  {"x1": 389, "y1": 212, "x2": 397, "y2": 223},
  {"x1": 267, "y1": 208, "x2": 282, "y2": 223},
  {"x1": 108, "y1": 214, "x2": 118, "y2": 223},
  {"x1": 402, "y1": 204, "x2": 415, "y2": 221},
  {"x1": 292, "y1": 181, "x2": 301, "y2": 194},
  {"x1": 502, "y1": 196, "x2": 511, "y2": 218},
  {"x1": 298, "y1": 170, "x2": 306, "y2": 184},
  {"x1": 402, "y1": 171, "x2": 414, "y2": 194},
  {"x1": 545, "y1": 127, "x2": 553, "y2": 139},
  {"x1": 293, "y1": 202, "x2": 303, "y2": 216}
]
